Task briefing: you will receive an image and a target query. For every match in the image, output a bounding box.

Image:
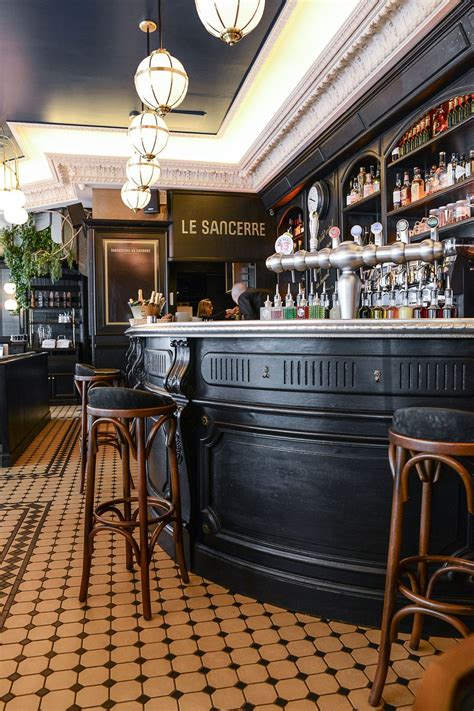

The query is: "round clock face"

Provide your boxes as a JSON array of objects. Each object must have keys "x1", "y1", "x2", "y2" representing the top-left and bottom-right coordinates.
[{"x1": 307, "y1": 181, "x2": 329, "y2": 218}]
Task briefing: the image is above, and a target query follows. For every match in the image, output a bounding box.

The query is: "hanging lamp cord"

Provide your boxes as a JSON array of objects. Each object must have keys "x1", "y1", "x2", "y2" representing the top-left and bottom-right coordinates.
[{"x1": 158, "y1": 0, "x2": 163, "y2": 49}]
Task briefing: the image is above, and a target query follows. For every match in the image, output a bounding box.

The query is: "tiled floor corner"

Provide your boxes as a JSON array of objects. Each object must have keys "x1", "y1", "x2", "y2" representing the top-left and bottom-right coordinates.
[{"x1": 0, "y1": 410, "x2": 453, "y2": 710}]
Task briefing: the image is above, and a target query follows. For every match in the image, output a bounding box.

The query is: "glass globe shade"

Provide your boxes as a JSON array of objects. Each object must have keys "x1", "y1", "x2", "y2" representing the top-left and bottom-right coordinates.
[
  {"x1": 135, "y1": 49, "x2": 188, "y2": 115},
  {"x1": 121, "y1": 182, "x2": 151, "y2": 212},
  {"x1": 128, "y1": 110, "x2": 170, "y2": 159},
  {"x1": 4, "y1": 298, "x2": 18, "y2": 312},
  {"x1": 6, "y1": 189, "x2": 26, "y2": 209},
  {"x1": 3, "y1": 282, "x2": 16, "y2": 295},
  {"x1": 4, "y1": 207, "x2": 28, "y2": 225},
  {"x1": 126, "y1": 154, "x2": 161, "y2": 188},
  {"x1": 195, "y1": 0, "x2": 265, "y2": 44},
  {"x1": 0, "y1": 190, "x2": 11, "y2": 211}
]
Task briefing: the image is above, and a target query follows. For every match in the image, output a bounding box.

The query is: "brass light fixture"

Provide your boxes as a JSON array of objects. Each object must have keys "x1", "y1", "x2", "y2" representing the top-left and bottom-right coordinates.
[
  {"x1": 195, "y1": 0, "x2": 265, "y2": 45},
  {"x1": 0, "y1": 130, "x2": 28, "y2": 225},
  {"x1": 134, "y1": 3, "x2": 189, "y2": 116}
]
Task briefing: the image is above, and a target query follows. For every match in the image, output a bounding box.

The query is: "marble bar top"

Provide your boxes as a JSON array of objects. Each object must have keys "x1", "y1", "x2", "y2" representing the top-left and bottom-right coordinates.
[{"x1": 126, "y1": 318, "x2": 474, "y2": 339}]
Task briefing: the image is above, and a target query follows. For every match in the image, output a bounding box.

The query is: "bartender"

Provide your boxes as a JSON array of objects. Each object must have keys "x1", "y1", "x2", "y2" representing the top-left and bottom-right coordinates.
[{"x1": 227, "y1": 282, "x2": 269, "y2": 320}]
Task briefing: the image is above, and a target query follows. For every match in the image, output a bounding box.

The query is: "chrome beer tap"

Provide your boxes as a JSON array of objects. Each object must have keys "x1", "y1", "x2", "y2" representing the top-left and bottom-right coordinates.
[{"x1": 266, "y1": 217, "x2": 455, "y2": 319}]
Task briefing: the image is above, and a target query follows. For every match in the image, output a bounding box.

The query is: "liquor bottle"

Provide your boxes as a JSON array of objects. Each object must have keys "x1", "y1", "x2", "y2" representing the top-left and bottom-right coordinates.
[
  {"x1": 30, "y1": 290, "x2": 36, "y2": 308},
  {"x1": 470, "y1": 149, "x2": 474, "y2": 177},
  {"x1": 371, "y1": 288, "x2": 384, "y2": 319},
  {"x1": 357, "y1": 166, "x2": 366, "y2": 194},
  {"x1": 463, "y1": 94, "x2": 470, "y2": 119},
  {"x1": 447, "y1": 153, "x2": 458, "y2": 186},
  {"x1": 329, "y1": 283, "x2": 341, "y2": 320},
  {"x1": 271, "y1": 289, "x2": 283, "y2": 320},
  {"x1": 447, "y1": 99, "x2": 456, "y2": 128},
  {"x1": 423, "y1": 114, "x2": 431, "y2": 142},
  {"x1": 456, "y1": 96, "x2": 464, "y2": 123},
  {"x1": 411, "y1": 167, "x2": 424, "y2": 202},
  {"x1": 54, "y1": 291, "x2": 60, "y2": 307},
  {"x1": 49, "y1": 291, "x2": 54, "y2": 308},
  {"x1": 456, "y1": 154, "x2": 466, "y2": 183},
  {"x1": 296, "y1": 282, "x2": 304, "y2": 307},
  {"x1": 441, "y1": 276, "x2": 457, "y2": 318},
  {"x1": 320, "y1": 283, "x2": 330, "y2": 319},
  {"x1": 397, "y1": 289, "x2": 413, "y2": 319},
  {"x1": 357, "y1": 289, "x2": 371, "y2": 319},
  {"x1": 432, "y1": 105, "x2": 447, "y2": 136},
  {"x1": 412, "y1": 286, "x2": 429, "y2": 319},
  {"x1": 37, "y1": 290, "x2": 43, "y2": 308},
  {"x1": 373, "y1": 166, "x2": 381, "y2": 193},
  {"x1": 393, "y1": 173, "x2": 402, "y2": 209},
  {"x1": 350, "y1": 178, "x2": 360, "y2": 204},
  {"x1": 424, "y1": 169, "x2": 431, "y2": 196},
  {"x1": 346, "y1": 185, "x2": 352, "y2": 206},
  {"x1": 260, "y1": 295, "x2": 272, "y2": 321},
  {"x1": 436, "y1": 152, "x2": 448, "y2": 189},
  {"x1": 296, "y1": 296, "x2": 309, "y2": 320},
  {"x1": 385, "y1": 291, "x2": 398, "y2": 319},
  {"x1": 66, "y1": 291, "x2": 72, "y2": 308},
  {"x1": 427, "y1": 288, "x2": 441, "y2": 318},
  {"x1": 400, "y1": 171, "x2": 411, "y2": 207},
  {"x1": 363, "y1": 167, "x2": 373, "y2": 198},
  {"x1": 283, "y1": 288, "x2": 296, "y2": 320},
  {"x1": 309, "y1": 293, "x2": 321, "y2": 320}
]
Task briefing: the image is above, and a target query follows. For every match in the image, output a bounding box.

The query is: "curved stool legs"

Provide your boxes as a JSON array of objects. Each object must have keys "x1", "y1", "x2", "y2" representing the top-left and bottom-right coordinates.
[{"x1": 79, "y1": 409, "x2": 188, "y2": 620}]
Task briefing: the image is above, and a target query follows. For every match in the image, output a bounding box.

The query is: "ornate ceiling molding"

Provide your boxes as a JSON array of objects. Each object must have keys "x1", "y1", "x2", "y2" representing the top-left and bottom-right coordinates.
[{"x1": 19, "y1": 0, "x2": 460, "y2": 208}]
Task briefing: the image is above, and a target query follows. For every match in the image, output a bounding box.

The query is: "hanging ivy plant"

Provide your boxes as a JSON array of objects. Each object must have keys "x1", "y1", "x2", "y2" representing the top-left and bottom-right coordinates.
[{"x1": 0, "y1": 216, "x2": 73, "y2": 311}]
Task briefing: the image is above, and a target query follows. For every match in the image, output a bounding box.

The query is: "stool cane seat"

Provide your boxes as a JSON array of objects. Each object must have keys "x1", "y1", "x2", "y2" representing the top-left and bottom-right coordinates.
[
  {"x1": 393, "y1": 407, "x2": 474, "y2": 443},
  {"x1": 88, "y1": 386, "x2": 174, "y2": 412}
]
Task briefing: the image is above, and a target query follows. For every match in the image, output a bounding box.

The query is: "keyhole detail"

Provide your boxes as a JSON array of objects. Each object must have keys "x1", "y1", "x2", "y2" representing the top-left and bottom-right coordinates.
[{"x1": 262, "y1": 366, "x2": 270, "y2": 378}]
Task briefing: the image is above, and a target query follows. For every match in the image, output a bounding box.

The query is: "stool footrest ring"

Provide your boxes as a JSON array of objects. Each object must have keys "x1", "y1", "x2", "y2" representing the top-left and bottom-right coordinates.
[{"x1": 94, "y1": 496, "x2": 174, "y2": 529}]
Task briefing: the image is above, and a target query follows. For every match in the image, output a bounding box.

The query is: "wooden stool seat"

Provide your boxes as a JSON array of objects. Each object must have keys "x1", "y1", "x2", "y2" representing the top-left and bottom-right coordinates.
[
  {"x1": 79, "y1": 387, "x2": 188, "y2": 620},
  {"x1": 74, "y1": 363, "x2": 124, "y2": 493},
  {"x1": 369, "y1": 407, "x2": 474, "y2": 706}
]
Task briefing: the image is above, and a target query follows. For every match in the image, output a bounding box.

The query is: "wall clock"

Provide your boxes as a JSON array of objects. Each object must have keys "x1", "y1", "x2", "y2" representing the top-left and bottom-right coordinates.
[{"x1": 307, "y1": 180, "x2": 329, "y2": 219}]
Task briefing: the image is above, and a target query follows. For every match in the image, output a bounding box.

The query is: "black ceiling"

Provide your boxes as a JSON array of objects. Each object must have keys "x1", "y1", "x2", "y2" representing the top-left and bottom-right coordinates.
[{"x1": 0, "y1": 0, "x2": 285, "y2": 134}]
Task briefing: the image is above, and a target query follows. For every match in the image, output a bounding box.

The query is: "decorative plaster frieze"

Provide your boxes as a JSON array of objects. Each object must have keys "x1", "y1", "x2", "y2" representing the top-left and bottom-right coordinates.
[{"x1": 243, "y1": 0, "x2": 459, "y2": 190}]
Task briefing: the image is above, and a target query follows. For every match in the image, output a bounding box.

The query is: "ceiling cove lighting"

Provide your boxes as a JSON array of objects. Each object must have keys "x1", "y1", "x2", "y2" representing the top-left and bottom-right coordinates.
[
  {"x1": 134, "y1": 4, "x2": 189, "y2": 116},
  {"x1": 0, "y1": 130, "x2": 28, "y2": 225},
  {"x1": 195, "y1": 0, "x2": 265, "y2": 45}
]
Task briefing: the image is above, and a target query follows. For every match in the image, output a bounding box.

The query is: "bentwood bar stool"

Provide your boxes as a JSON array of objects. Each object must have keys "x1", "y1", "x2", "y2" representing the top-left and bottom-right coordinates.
[
  {"x1": 79, "y1": 386, "x2": 189, "y2": 620},
  {"x1": 74, "y1": 363, "x2": 124, "y2": 493},
  {"x1": 369, "y1": 407, "x2": 474, "y2": 707}
]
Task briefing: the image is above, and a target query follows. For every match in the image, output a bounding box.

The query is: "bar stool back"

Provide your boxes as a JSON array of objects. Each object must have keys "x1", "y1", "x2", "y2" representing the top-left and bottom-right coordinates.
[
  {"x1": 74, "y1": 363, "x2": 123, "y2": 493},
  {"x1": 369, "y1": 407, "x2": 474, "y2": 706},
  {"x1": 78, "y1": 386, "x2": 189, "y2": 620}
]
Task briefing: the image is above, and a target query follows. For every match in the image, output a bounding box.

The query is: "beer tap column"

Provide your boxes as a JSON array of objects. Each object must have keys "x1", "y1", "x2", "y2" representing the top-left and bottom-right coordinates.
[{"x1": 266, "y1": 217, "x2": 454, "y2": 319}]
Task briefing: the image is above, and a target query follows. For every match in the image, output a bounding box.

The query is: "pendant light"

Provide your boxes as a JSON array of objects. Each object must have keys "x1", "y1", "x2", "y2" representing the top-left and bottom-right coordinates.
[
  {"x1": 121, "y1": 182, "x2": 151, "y2": 212},
  {"x1": 127, "y1": 109, "x2": 169, "y2": 159},
  {"x1": 0, "y1": 130, "x2": 28, "y2": 225},
  {"x1": 126, "y1": 153, "x2": 161, "y2": 189},
  {"x1": 134, "y1": 3, "x2": 189, "y2": 116},
  {"x1": 195, "y1": 0, "x2": 265, "y2": 45}
]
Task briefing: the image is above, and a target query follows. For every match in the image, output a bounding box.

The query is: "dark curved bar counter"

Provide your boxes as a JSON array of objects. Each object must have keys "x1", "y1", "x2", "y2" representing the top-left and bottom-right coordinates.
[{"x1": 126, "y1": 320, "x2": 474, "y2": 627}]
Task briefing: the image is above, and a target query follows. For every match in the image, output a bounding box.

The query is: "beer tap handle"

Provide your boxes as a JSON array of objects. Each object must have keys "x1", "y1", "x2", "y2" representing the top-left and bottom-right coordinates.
[
  {"x1": 350, "y1": 225, "x2": 363, "y2": 245},
  {"x1": 396, "y1": 218, "x2": 410, "y2": 244},
  {"x1": 427, "y1": 215, "x2": 439, "y2": 242},
  {"x1": 370, "y1": 222, "x2": 384, "y2": 246}
]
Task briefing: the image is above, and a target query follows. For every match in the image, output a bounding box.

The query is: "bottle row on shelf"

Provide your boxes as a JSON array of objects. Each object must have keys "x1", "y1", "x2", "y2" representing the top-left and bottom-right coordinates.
[
  {"x1": 261, "y1": 261, "x2": 458, "y2": 322},
  {"x1": 392, "y1": 150, "x2": 473, "y2": 210},
  {"x1": 345, "y1": 164, "x2": 381, "y2": 206},
  {"x1": 30, "y1": 290, "x2": 75, "y2": 309},
  {"x1": 391, "y1": 93, "x2": 473, "y2": 161}
]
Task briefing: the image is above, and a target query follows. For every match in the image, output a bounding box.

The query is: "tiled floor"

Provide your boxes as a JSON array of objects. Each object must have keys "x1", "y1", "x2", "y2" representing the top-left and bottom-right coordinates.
[{"x1": 0, "y1": 408, "x2": 456, "y2": 710}]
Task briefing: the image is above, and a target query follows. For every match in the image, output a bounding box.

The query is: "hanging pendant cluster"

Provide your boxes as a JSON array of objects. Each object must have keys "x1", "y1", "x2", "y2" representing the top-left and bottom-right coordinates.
[
  {"x1": 0, "y1": 131, "x2": 28, "y2": 225},
  {"x1": 122, "y1": 0, "x2": 266, "y2": 212},
  {"x1": 122, "y1": 5, "x2": 189, "y2": 212}
]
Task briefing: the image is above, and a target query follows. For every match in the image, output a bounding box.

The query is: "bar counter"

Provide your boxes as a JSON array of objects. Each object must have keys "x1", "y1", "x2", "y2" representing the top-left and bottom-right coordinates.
[
  {"x1": 126, "y1": 320, "x2": 474, "y2": 626},
  {"x1": 0, "y1": 352, "x2": 50, "y2": 466}
]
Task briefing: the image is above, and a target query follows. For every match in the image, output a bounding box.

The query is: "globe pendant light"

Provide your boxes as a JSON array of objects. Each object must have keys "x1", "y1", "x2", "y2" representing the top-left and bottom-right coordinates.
[
  {"x1": 126, "y1": 153, "x2": 161, "y2": 189},
  {"x1": 195, "y1": 0, "x2": 265, "y2": 45},
  {"x1": 134, "y1": 4, "x2": 189, "y2": 116},
  {"x1": 4, "y1": 207, "x2": 28, "y2": 225},
  {"x1": 127, "y1": 110, "x2": 169, "y2": 159},
  {"x1": 121, "y1": 182, "x2": 151, "y2": 212}
]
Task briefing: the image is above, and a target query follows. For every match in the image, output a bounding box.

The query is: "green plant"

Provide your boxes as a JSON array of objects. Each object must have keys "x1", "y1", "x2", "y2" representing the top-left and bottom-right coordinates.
[{"x1": 0, "y1": 216, "x2": 73, "y2": 311}]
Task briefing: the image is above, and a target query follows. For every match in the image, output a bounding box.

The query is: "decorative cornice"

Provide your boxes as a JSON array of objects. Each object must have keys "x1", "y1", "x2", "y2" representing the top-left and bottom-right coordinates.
[{"x1": 242, "y1": 0, "x2": 459, "y2": 190}]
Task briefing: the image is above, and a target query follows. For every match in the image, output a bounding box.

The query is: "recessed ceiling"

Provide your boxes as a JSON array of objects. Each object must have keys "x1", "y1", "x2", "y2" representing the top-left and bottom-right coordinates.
[{"x1": 0, "y1": 0, "x2": 285, "y2": 134}]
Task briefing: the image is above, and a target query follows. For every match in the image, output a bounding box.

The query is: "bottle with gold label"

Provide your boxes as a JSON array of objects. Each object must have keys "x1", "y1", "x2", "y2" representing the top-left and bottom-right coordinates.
[
  {"x1": 400, "y1": 172, "x2": 411, "y2": 207},
  {"x1": 398, "y1": 287, "x2": 413, "y2": 319},
  {"x1": 385, "y1": 291, "x2": 399, "y2": 320},
  {"x1": 411, "y1": 167, "x2": 425, "y2": 202}
]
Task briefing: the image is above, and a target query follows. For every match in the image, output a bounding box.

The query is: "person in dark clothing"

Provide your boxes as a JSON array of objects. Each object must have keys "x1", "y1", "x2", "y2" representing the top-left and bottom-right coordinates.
[{"x1": 228, "y1": 282, "x2": 270, "y2": 320}]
